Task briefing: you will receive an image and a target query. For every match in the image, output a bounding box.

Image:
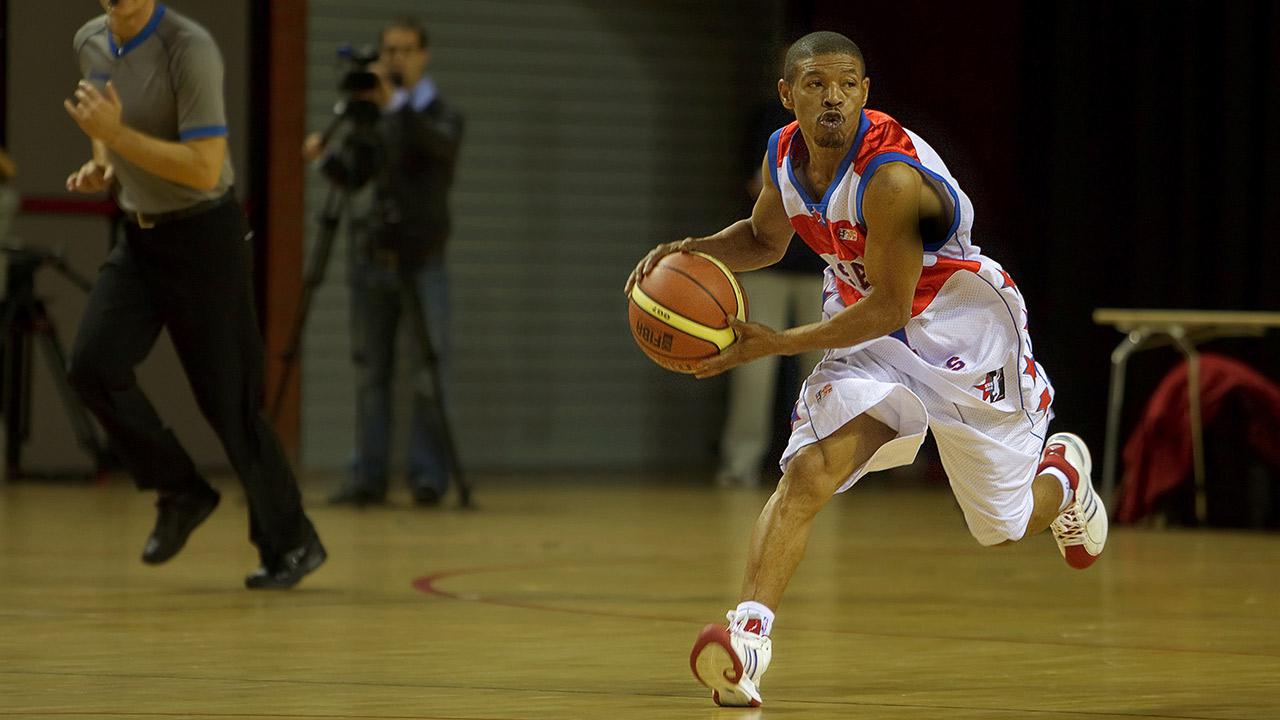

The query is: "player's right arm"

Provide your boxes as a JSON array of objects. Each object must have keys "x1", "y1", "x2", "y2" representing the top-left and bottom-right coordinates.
[
  {"x1": 65, "y1": 139, "x2": 114, "y2": 194},
  {"x1": 624, "y1": 153, "x2": 794, "y2": 295}
]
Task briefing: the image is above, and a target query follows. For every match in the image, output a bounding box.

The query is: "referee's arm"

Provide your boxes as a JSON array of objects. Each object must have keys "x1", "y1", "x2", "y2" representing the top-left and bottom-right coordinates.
[{"x1": 66, "y1": 81, "x2": 226, "y2": 192}]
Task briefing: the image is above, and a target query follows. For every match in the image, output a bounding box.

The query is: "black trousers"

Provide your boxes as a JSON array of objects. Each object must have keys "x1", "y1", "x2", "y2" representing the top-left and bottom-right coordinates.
[{"x1": 67, "y1": 200, "x2": 314, "y2": 561}]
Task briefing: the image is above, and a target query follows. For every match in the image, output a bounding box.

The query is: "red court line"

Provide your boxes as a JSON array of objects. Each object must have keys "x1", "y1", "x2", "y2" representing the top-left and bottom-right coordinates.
[{"x1": 412, "y1": 562, "x2": 1280, "y2": 660}]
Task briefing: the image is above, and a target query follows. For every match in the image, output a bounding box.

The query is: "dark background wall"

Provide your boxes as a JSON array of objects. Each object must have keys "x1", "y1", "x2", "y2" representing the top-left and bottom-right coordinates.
[
  {"x1": 802, "y1": 0, "x2": 1280, "y2": 454},
  {"x1": 1, "y1": 1, "x2": 1275, "y2": 477}
]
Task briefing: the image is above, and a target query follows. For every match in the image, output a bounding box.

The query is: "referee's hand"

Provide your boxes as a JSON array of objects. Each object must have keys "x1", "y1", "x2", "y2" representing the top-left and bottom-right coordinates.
[
  {"x1": 64, "y1": 81, "x2": 124, "y2": 145},
  {"x1": 66, "y1": 160, "x2": 114, "y2": 194}
]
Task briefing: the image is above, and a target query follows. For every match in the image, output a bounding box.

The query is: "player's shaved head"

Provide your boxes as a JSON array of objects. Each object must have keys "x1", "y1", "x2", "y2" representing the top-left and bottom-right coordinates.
[{"x1": 783, "y1": 31, "x2": 866, "y2": 82}]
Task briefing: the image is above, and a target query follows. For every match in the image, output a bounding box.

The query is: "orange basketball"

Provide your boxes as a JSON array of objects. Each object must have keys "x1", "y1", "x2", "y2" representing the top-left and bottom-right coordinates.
[{"x1": 628, "y1": 251, "x2": 748, "y2": 373}]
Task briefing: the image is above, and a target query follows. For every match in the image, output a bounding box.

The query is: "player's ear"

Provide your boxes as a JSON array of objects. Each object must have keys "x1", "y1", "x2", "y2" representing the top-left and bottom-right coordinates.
[{"x1": 778, "y1": 79, "x2": 793, "y2": 111}]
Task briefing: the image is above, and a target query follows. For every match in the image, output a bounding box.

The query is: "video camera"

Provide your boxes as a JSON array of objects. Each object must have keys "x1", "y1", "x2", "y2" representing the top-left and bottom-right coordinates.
[
  {"x1": 337, "y1": 44, "x2": 386, "y2": 94},
  {"x1": 318, "y1": 44, "x2": 388, "y2": 191}
]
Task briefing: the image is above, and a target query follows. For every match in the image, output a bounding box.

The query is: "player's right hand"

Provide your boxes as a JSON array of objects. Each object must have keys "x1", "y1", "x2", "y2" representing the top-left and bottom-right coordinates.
[
  {"x1": 624, "y1": 237, "x2": 696, "y2": 296},
  {"x1": 65, "y1": 160, "x2": 113, "y2": 193}
]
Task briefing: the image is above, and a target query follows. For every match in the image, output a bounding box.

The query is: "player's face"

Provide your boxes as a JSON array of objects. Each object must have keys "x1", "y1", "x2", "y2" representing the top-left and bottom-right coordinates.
[
  {"x1": 381, "y1": 28, "x2": 430, "y2": 88},
  {"x1": 779, "y1": 53, "x2": 870, "y2": 150}
]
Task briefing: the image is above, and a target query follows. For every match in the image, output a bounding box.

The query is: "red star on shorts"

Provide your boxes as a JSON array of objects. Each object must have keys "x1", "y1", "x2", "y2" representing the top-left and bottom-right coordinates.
[
  {"x1": 1023, "y1": 355, "x2": 1038, "y2": 380},
  {"x1": 1037, "y1": 388, "x2": 1052, "y2": 412},
  {"x1": 1000, "y1": 270, "x2": 1017, "y2": 289}
]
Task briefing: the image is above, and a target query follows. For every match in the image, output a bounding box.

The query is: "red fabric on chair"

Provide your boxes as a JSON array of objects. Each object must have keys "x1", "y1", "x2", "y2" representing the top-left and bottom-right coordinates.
[{"x1": 1117, "y1": 354, "x2": 1280, "y2": 523}]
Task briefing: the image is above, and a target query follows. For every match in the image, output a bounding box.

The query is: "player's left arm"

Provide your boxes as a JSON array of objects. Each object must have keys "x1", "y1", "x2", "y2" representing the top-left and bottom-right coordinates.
[{"x1": 692, "y1": 163, "x2": 923, "y2": 378}]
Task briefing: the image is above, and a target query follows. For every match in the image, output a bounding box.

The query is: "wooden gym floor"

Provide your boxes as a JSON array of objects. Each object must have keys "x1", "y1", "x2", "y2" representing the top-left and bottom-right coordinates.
[{"x1": 0, "y1": 476, "x2": 1277, "y2": 719}]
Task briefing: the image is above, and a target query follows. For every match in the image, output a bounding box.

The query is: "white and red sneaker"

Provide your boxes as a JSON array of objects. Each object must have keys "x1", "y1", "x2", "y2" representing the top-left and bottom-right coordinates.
[
  {"x1": 1042, "y1": 432, "x2": 1107, "y2": 569},
  {"x1": 690, "y1": 611, "x2": 772, "y2": 707}
]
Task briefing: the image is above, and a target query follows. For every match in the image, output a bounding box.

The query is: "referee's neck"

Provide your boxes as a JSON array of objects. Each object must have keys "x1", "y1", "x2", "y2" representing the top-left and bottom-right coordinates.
[{"x1": 106, "y1": 0, "x2": 158, "y2": 45}]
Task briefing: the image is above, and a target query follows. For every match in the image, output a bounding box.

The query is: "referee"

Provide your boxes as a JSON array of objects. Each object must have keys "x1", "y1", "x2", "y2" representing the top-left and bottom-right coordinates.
[{"x1": 63, "y1": 0, "x2": 324, "y2": 589}]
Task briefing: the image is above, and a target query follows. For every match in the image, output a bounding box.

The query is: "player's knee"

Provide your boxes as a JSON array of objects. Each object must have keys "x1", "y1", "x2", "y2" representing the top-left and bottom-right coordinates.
[{"x1": 778, "y1": 449, "x2": 838, "y2": 513}]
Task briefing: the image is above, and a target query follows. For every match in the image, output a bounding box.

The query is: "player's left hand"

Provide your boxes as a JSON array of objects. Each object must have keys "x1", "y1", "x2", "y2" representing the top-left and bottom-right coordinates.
[
  {"x1": 64, "y1": 81, "x2": 124, "y2": 145},
  {"x1": 693, "y1": 317, "x2": 783, "y2": 379}
]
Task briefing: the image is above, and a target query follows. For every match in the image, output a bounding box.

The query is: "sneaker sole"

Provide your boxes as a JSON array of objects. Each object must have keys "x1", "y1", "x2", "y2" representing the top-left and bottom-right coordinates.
[{"x1": 690, "y1": 625, "x2": 760, "y2": 707}]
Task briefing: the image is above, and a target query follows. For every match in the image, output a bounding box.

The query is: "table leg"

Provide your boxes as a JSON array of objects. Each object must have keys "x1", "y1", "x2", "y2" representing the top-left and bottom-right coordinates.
[{"x1": 1102, "y1": 330, "x2": 1146, "y2": 510}]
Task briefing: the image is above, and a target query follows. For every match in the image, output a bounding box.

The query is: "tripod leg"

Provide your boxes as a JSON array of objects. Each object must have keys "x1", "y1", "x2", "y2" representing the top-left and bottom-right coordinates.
[
  {"x1": 1, "y1": 302, "x2": 26, "y2": 476},
  {"x1": 32, "y1": 303, "x2": 105, "y2": 471},
  {"x1": 269, "y1": 186, "x2": 347, "y2": 421},
  {"x1": 399, "y1": 270, "x2": 472, "y2": 508}
]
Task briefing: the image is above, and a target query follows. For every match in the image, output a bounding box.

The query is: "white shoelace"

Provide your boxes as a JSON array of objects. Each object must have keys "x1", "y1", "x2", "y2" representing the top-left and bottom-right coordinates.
[{"x1": 1052, "y1": 504, "x2": 1085, "y2": 544}]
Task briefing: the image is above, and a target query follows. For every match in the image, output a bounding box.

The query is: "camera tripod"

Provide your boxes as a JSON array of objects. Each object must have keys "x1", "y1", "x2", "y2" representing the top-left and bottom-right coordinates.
[
  {"x1": 0, "y1": 245, "x2": 107, "y2": 479},
  {"x1": 269, "y1": 177, "x2": 472, "y2": 508}
]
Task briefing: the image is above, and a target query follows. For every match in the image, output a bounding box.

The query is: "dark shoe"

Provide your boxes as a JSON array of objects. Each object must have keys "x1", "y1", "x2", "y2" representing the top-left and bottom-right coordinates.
[
  {"x1": 141, "y1": 487, "x2": 221, "y2": 565},
  {"x1": 327, "y1": 483, "x2": 385, "y2": 506},
  {"x1": 244, "y1": 536, "x2": 327, "y2": 590},
  {"x1": 412, "y1": 486, "x2": 442, "y2": 507}
]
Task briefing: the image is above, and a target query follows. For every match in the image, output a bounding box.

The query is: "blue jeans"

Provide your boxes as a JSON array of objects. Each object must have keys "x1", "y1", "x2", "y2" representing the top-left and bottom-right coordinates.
[{"x1": 349, "y1": 259, "x2": 451, "y2": 494}]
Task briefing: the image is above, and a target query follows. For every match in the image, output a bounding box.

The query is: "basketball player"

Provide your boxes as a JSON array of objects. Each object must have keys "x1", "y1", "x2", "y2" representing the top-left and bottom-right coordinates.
[{"x1": 625, "y1": 31, "x2": 1107, "y2": 707}]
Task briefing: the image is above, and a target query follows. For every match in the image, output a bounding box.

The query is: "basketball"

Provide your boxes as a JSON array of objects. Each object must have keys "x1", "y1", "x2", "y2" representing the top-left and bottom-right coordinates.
[{"x1": 628, "y1": 251, "x2": 748, "y2": 373}]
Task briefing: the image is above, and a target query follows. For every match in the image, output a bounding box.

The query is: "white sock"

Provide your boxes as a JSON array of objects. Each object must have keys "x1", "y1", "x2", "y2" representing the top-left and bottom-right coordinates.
[
  {"x1": 1041, "y1": 467, "x2": 1073, "y2": 513},
  {"x1": 735, "y1": 601, "x2": 775, "y2": 636}
]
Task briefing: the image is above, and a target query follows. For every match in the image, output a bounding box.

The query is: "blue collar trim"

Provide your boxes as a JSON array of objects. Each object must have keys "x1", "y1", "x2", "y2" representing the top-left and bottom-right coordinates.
[{"x1": 108, "y1": 4, "x2": 167, "y2": 59}]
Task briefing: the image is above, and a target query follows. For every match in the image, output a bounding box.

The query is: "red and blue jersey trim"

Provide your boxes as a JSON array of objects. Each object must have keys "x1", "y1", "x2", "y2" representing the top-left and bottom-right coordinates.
[{"x1": 775, "y1": 109, "x2": 976, "y2": 315}]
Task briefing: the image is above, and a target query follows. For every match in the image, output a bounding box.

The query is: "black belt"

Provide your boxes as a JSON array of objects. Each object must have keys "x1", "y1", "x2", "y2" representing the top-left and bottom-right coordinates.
[{"x1": 127, "y1": 191, "x2": 234, "y2": 229}]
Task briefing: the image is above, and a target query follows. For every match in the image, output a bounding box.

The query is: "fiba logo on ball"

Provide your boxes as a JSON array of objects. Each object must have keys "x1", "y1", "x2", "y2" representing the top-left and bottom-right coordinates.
[{"x1": 634, "y1": 318, "x2": 674, "y2": 352}]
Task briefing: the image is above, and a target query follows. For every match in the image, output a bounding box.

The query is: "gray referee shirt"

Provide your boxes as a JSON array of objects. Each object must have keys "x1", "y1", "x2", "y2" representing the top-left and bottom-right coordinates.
[{"x1": 74, "y1": 4, "x2": 234, "y2": 214}]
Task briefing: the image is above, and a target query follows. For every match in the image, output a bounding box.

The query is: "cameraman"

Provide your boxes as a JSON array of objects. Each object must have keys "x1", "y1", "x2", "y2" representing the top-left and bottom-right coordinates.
[{"x1": 306, "y1": 17, "x2": 464, "y2": 507}]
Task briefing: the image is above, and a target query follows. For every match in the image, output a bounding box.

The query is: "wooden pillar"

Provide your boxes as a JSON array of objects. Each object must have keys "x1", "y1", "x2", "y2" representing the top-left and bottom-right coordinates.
[{"x1": 253, "y1": 0, "x2": 307, "y2": 459}]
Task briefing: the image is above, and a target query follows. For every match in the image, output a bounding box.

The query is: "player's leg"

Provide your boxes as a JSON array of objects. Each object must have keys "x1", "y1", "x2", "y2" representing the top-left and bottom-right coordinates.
[
  {"x1": 738, "y1": 412, "x2": 896, "y2": 608},
  {"x1": 930, "y1": 409, "x2": 1106, "y2": 567},
  {"x1": 692, "y1": 359, "x2": 930, "y2": 707},
  {"x1": 691, "y1": 414, "x2": 894, "y2": 708}
]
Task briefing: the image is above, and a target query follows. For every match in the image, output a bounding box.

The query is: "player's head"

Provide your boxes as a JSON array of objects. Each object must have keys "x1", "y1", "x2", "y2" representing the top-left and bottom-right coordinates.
[
  {"x1": 778, "y1": 32, "x2": 869, "y2": 150},
  {"x1": 380, "y1": 16, "x2": 431, "y2": 88}
]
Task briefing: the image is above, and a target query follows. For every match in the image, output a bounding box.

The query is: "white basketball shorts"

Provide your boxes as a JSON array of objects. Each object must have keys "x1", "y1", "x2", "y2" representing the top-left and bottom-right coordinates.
[{"x1": 781, "y1": 265, "x2": 1054, "y2": 546}]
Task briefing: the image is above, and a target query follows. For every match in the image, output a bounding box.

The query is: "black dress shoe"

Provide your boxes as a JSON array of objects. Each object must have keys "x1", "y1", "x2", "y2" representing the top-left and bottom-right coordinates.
[
  {"x1": 327, "y1": 484, "x2": 385, "y2": 506},
  {"x1": 142, "y1": 487, "x2": 221, "y2": 565},
  {"x1": 244, "y1": 536, "x2": 327, "y2": 590}
]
